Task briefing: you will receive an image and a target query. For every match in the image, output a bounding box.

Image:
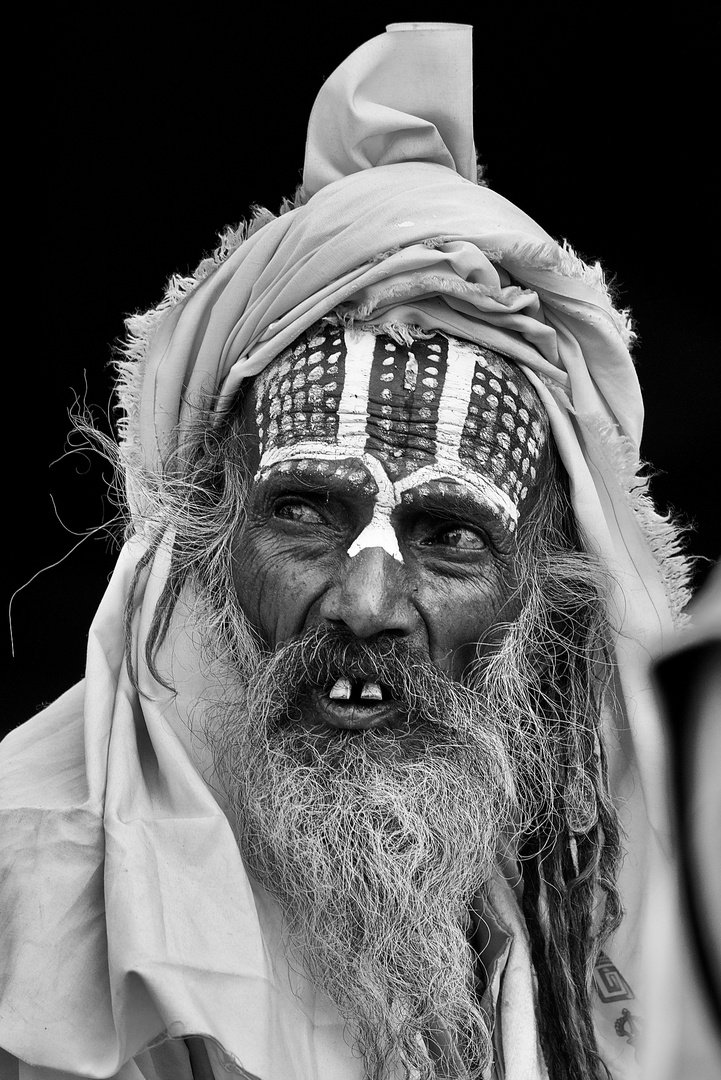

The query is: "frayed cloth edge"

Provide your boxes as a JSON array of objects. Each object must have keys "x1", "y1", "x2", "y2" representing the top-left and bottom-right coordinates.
[{"x1": 579, "y1": 412, "x2": 695, "y2": 626}]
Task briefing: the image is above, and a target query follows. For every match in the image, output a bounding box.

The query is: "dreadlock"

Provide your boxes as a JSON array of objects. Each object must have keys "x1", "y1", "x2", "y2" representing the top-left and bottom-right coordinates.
[{"x1": 495, "y1": 447, "x2": 623, "y2": 1080}]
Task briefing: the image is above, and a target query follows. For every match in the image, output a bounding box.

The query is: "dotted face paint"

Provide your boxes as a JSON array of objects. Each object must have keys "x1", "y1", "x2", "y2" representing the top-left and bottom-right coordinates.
[{"x1": 250, "y1": 322, "x2": 549, "y2": 559}]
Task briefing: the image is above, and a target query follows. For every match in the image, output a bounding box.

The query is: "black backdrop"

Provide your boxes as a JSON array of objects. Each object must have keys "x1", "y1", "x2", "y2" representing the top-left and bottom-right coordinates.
[{"x1": 6, "y1": 7, "x2": 717, "y2": 734}]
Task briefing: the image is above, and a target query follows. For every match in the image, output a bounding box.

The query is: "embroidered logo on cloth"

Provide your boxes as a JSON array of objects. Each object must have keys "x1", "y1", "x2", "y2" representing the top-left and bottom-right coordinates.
[{"x1": 593, "y1": 951, "x2": 635, "y2": 1003}]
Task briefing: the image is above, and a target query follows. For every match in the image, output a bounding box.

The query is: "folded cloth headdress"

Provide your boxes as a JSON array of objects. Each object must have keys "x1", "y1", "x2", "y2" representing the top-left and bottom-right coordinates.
[
  {"x1": 0, "y1": 22, "x2": 693, "y2": 1079},
  {"x1": 119, "y1": 21, "x2": 690, "y2": 796}
]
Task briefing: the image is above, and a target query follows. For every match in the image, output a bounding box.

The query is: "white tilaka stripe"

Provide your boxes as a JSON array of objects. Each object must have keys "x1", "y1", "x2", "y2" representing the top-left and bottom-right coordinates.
[
  {"x1": 431, "y1": 337, "x2": 518, "y2": 523},
  {"x1": 255, "y1": 329, "x2": 375, "y2": 477},
  {"x1": 338, "y1": 329, "x2": 402, "y2": 561},
  {"x1": 435, "y1": 337, "x2": 479, "y2": 472},
  {"x1": 336, "y1": 328, "x2": 377, "y2": 454}
]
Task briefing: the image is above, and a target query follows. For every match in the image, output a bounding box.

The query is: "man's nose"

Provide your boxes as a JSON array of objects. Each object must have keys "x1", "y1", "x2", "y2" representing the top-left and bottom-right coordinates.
[{"x1": 319, "y1": 547, "x2": 419, "y2": 639}]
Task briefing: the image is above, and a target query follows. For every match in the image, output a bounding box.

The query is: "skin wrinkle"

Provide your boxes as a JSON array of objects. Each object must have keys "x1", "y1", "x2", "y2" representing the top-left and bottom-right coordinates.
[{"x1": 253, "y1": 552, "x2": 309, "y2": 647}]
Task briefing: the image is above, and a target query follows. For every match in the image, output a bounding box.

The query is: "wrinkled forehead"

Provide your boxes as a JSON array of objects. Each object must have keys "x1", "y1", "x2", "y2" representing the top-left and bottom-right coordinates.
[{"x1": 246, "y1": 322, "x2": 549, "y2": 522}]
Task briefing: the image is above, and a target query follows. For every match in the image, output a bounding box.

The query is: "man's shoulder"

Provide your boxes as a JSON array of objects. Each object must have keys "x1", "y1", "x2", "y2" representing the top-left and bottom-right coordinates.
[{"x1": 0, "y1": 681, "x2": 88, "y2": 809}]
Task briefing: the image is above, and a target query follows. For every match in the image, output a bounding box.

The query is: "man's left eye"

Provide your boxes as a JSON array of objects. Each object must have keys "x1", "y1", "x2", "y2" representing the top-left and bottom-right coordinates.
[
  {"x1": 273, "y1": 499, "x2": 326, "y2": 525},
  {"x1": 421, "y1": 526, "x2": 486, "y2": 550}
]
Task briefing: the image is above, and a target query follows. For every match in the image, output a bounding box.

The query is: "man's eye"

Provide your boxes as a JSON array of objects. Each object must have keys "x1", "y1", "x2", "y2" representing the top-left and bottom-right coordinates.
[
  {"x1": 421, "y1": 525, "x2": 486, "y2": 550},
  {"x1": 273, "y1": 499, "x2": 325, "y2": 526}
]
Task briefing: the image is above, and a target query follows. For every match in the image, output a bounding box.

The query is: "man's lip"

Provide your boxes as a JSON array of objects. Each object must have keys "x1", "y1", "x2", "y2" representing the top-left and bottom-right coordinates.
[{"x1": 304, "y1": 688, "x2": 403, "y2": 731}]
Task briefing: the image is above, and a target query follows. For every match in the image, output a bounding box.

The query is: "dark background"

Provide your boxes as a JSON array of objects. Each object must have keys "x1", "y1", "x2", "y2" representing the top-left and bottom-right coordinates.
[{"x1": 6, "y1": 7, "x2": 717, "y2": 735}]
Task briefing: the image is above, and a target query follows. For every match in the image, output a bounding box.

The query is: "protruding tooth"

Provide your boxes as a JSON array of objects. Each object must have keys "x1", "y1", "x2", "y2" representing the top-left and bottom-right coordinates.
[
  {"x1": 360, "y1": 681, "x2": 383, "y2": 701},
  {"x1": 329, "y1": 677, "x2": 352, "y2": 701}
]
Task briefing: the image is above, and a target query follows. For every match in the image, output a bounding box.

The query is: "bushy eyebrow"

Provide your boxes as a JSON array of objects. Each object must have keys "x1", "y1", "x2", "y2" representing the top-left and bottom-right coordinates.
[
  {"x1": 401, "y1": 486, "x2": 512, "y2": 532},
  {"x1": 256, "y1": 458, "x2": 377, "y2": 497}
]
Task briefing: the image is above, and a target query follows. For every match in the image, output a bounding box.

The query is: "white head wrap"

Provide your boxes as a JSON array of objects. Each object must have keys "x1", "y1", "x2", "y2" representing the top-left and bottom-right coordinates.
[{"x1": 0, "y1": 22, "x2": 692, "y2": 1078}]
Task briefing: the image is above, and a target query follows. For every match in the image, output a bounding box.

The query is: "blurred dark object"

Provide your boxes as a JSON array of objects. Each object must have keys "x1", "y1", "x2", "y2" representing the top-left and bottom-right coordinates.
[
  {"x1": 649, "y1": 560, "x2": 721, "y2": 1077},
  {"x1": 656, "y1": 638, "x2": 721, "y2": 1027}
]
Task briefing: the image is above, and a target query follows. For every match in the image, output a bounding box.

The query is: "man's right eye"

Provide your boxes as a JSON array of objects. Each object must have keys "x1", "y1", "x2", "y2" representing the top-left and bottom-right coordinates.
[{"x1": 273, "y1": 499, "x2": 326, "y2": 525}]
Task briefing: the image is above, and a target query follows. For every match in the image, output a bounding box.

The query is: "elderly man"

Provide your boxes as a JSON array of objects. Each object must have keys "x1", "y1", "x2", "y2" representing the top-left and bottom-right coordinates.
[{"x1": 0, "y1": 23, "x2": 692, "y2": 1080}]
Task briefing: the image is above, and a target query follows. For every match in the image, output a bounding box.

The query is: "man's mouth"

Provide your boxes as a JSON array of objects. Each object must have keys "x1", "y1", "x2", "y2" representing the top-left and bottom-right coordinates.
[{"x1": 306, "y1": 676, "x2": 403, "y2": 731}]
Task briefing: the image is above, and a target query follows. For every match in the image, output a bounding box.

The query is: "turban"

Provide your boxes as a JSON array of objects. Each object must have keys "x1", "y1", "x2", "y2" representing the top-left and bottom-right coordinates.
[{"x1": 0, "y1": 22, "x2": 692, "y2": 1078}]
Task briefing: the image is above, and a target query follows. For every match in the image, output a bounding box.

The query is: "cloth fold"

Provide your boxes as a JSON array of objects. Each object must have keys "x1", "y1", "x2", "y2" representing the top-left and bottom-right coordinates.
[{"x1": 302, "y1": 22, "x2": 477, "y2": 196}]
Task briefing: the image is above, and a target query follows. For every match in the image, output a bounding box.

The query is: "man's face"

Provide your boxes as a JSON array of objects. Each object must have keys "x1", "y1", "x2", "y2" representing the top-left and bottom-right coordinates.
[{"x1": 232, "y1": 324, "x2": 549, "y2": 733}]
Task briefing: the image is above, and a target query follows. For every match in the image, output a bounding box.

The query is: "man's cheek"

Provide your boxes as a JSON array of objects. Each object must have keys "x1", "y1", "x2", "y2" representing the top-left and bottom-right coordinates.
[
  {"x1": 418, "y1": 573, "x2": 518, "y2": 676},
  {"x1": 232, "y1": 541, "x2": 320, "y2": 647}
]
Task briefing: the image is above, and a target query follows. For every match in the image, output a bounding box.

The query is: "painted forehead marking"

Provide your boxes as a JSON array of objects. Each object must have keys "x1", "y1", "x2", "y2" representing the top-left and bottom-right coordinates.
[{"x1": 251, "y1": 324, "x2": 549, "y2": 557}]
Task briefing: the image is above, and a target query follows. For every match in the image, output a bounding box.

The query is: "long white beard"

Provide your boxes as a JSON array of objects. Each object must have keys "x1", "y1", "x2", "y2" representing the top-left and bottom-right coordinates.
[{"x1": 202, "y1": 628, "x2": 519, "y2": 1080}]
